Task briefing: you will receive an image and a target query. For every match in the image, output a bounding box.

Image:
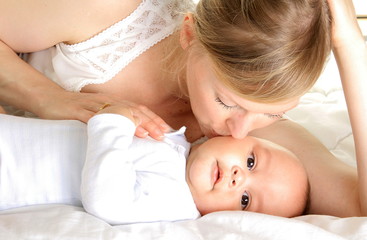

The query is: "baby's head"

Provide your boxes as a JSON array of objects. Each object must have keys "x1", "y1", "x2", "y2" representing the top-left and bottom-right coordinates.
[{"x1": 186, "y1": 136, "x2": 308, "y2": 217}]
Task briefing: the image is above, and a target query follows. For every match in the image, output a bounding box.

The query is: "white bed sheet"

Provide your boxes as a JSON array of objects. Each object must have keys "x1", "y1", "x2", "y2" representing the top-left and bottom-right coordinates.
[
  {"x1": 0, "y1": 205, "x2": 366, "y2": 240},
  {"x1": 1, "y1": 54, "x2": 367, "y2": 239}
]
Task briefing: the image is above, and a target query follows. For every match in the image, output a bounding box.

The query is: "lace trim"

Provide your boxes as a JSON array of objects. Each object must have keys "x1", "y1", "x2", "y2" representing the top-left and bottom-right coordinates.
[
  {"x1": 54, "y1": 0, "x2": 194, "y2": 92},
  {"x1": 75, "y1": 30, "x2": 177, "y2": 92}
]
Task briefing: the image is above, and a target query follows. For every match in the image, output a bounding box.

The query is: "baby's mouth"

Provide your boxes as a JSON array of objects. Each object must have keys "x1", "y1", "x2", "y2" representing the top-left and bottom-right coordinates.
[{"x1": 213, "y1": 162, "x2": 222, "y2": 186}]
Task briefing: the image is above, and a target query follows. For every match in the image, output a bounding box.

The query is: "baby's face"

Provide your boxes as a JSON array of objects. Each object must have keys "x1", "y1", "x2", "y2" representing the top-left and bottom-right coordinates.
[{"x1": 186, "y1": 136, "x2": 308, "y2": 217}]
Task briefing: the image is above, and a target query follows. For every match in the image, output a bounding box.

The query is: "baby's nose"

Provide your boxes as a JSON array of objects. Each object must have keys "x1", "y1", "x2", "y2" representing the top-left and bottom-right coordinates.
[{"x1": 230, "y1": 166, "x2": 245, "y2": 188}]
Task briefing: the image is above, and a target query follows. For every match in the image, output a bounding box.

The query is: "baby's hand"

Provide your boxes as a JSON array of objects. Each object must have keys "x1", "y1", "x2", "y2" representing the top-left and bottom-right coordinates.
[{"x1": 97, "y1": 102, "x2": 171, "y2": 140}]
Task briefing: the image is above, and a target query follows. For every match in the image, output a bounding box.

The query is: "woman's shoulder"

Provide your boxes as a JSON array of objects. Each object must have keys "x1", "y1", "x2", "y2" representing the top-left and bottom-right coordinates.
[
  {"x1": 0, "y1": 0, "x2": 143, "y2": 52},
  {"x1": 63, "y1": 0, "x2": 144, "y2": 44}
]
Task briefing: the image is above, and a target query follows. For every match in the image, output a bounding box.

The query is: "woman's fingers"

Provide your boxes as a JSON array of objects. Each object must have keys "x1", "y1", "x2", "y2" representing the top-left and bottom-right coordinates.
[
  {"x1": 129, "y1": 104, "x2": 172, "y2": 140},
  {"x1": 96, "y1": 101, "x2": 171, "y2": 141}
]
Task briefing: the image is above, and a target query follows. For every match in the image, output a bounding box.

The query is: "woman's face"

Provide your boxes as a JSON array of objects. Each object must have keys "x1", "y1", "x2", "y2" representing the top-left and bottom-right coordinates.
[
  {"x1": 185, "y1": 53, "x2": 299, "y2": 139},
  {"x1": 186, "y1": 136, "x2": 308, "y2": 217}
]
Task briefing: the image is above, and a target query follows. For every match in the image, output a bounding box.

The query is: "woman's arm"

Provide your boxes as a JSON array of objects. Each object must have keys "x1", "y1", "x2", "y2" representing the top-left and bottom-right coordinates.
[
  {"x1": 328, "y1": 0, "x2": 367, "y2": 214},
  {"x1": 0, "y1": 40, "x2": 112, "y2": 122},
  {"x1": 0, "y1": 0, "x2": 115, "y2": 122},
  {"x1": 0, "y1": 41, "x2": 169, "y2": 138},
  {"x1": 0, "y1": 0, "x2": 143, "y2": 123}
]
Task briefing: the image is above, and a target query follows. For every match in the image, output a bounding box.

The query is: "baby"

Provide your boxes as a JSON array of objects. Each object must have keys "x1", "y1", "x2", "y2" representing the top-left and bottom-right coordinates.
[{"x1": 0, "y1": 104, "x2": 308, "y2": 225}]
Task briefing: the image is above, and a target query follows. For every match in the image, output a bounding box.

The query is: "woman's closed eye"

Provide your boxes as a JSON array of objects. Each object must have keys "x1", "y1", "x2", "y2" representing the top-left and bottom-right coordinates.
[
  {"x1": 264, "y1": 112, "x2": 285, "y2": 119},
  {"x1": 215, "y1": 97, "x2": 237, "y2": 110}
]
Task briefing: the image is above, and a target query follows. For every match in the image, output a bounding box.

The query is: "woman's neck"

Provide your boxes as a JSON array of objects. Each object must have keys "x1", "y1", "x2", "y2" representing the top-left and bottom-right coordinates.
[{"x1": 159, "y1": 32, "x2": 188, "y2": 100}]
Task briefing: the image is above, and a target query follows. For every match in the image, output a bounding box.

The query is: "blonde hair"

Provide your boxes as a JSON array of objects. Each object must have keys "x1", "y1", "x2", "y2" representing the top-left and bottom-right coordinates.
[{"x1": 192, "y1": 0, "x2": 331, "y2": 103}]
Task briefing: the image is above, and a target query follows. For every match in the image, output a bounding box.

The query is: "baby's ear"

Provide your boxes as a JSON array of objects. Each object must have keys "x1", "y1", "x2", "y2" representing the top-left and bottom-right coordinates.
[{"x1": 180, "y1": 13, "x2": 195, "y2": 49}]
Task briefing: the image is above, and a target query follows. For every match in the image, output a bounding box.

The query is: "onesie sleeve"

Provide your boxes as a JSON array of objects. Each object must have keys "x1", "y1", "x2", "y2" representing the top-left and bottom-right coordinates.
[{"x1": 80, "y1": 114, "x2": 138, "y2": 223}]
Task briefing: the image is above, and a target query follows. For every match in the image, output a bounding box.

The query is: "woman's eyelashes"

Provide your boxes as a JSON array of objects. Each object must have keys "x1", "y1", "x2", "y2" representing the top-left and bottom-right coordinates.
[
  {"x1": 264, "y1": 112, "x2": 285, "y2": 119},
  {"x1": 215, "y1": 97, "x2": 285, "y2": 119},
  {"x1": 215, "y1": 97, "x2": 237, "y2": 110}
]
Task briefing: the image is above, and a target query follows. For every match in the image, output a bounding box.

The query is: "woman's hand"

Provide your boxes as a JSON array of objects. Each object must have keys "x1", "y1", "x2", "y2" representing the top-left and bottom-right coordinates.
[
  {"x1": 96, "y1": 102, "x2": 172, "y2": 141},
  {"x1": 32, "y1": 89, "x2": 120, "y2": 124},
  {"x1": 35, "y1": 88, "x2": 171, "y2": 140}
]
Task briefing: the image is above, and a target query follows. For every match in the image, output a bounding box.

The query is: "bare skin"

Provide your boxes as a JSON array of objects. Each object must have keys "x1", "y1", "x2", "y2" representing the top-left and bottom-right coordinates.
[{"x1": 0, "y1": 0, "x2": 141, "y2": 51}]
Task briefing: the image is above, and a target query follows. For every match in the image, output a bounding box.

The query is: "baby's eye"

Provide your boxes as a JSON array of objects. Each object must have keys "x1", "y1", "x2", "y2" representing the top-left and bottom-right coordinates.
[
  {"x1": 247, "y1": 153, "x2": 256, "y2": 170},
  {"x1": 241, "y1": 191, "x2": 250, "y2": 210}
]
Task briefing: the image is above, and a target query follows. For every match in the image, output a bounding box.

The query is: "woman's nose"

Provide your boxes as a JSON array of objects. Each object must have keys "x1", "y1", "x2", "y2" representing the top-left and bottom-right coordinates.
[
  {"x1": 230, "y1": 166, "x2": 245, "y2": 188},
  {"x1": 226, "y1": 112, "x2": 257, "y2": 139}
]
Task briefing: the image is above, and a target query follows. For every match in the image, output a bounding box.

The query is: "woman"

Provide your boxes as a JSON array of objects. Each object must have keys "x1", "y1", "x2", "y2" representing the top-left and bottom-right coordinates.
[{"x1": 0, "y1": 0, "x2": 330, "y2": 142}]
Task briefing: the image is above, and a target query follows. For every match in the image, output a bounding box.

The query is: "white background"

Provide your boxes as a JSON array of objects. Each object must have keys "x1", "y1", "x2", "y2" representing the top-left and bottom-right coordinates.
[{"x1": 353, "y1": 0, "x2": 367, "y2": 16}]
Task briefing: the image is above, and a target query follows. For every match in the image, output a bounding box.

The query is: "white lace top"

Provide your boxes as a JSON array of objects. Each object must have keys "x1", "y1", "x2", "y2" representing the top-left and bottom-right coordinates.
[{"x1": 27, "y1": 0, "x2": 195, "y2": 92}]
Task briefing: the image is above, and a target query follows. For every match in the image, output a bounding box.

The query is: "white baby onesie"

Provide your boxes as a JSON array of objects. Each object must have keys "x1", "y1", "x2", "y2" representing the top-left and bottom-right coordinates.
[{"x1": 0, "y1": 114, "x2": 200, "y2": 224}]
